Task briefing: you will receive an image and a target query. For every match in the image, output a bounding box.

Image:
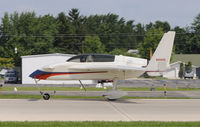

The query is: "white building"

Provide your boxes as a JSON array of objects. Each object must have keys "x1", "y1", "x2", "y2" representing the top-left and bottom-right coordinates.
[
  {"x1": 163, "y1": 61, "x2": 197, "y2": 79},
  {"x1": 162, "y1": 62, "x2": 180, "y2": 79},
  {"x1": 146, "y1": 61, "x2": 197, "y2": 79},
  {"x1": 21, "y1": 53, "x2": 94, "y2": 84}
]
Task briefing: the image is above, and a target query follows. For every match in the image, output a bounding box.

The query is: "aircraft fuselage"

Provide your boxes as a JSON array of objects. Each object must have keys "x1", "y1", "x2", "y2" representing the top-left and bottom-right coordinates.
[{"x1": 30, "y1": 54, "x2": 147, "y2": 80}]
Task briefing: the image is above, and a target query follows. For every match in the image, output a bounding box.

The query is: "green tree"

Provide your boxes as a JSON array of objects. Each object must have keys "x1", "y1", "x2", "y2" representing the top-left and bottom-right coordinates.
[
  {"x1": 145, "y1": 22, "x2": 154, "y2": 30},
  {"x1": 192, "y1": 13, "x2": 200, "y2": 33},
  {"x1": 95, "y1": 13, "x2": 121, "y2": 51},
  {"x1": 154, "y1": 21, "x2": 170, "y2": 32},
  {"x1": 3, "y1": 9, "x2": 200, "y2": 66},
  {"x1": 138, "y1": 27, "x2": 164, "y2": 59},
  {"x1": 0, "y1": 12, "x2": 59, "y2": 66},
  {"x1": 82, "y1": 35, "x2": 105, "y2": 53},
  {"x1": 54, "y1": 12, "x2": 75, "y2": 53},
  {"x1": 187, "y1": 34, "x2": 200, "y2": 53},
  {"x1": 68, "y1": 8, "x2": 87, "y2": 53},
  {"x1": 31, "y1": 14, "x2": 58, "y2": 54},
  {"x1": 0, "y1": 58, "x2": 14, "y2": 68},
  {"x1": 135, "y1": 23, "x2": 145, "y2": 44},
  {"x1": 185, "y1": 61, "x2": 192, "y2": 71},
  {"x1": 146, "y1": 21, "x2": 170, "y2": 32},
  {"x1": 85, "y1": 14, "x2": 137, "y2": 52},
  {"x1": 173, "y1": 26, "x2": 188, "y2": 54},
  {"x1": 178, "y1": 62, "x2": 184, "y2": 79},
  {"x1": 119, "y1": 20, "x2": 137, "y2": 50}
]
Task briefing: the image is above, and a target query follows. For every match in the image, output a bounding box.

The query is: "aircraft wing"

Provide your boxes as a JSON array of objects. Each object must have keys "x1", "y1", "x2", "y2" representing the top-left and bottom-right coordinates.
[{"x1": 68, "y1": 64, "x2": 146, "y2": 71}]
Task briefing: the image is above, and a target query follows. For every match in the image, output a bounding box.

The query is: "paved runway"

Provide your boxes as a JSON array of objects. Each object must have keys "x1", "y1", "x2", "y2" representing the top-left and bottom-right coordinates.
[{"x1": 0, "y1": 99, "x2": 200, "y2": 121}]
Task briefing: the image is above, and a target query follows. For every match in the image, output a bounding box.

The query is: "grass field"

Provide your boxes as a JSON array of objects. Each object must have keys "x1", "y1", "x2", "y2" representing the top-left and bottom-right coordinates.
[
  {"x1": 1, "y1": 121, "x2": 200, "y2": 127},
  {"x1": 1, "y1": 86, "x2": 199, "y2": 91}
]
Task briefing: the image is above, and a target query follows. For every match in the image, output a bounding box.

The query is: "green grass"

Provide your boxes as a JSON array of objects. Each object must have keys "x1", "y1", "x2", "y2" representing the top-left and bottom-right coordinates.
[
  {"x1": 0, "y1": 86, "x2": 111, "y2": 91},
  {"x1": 1, "y1": 121, "x2": 200, "y2": 127},
  {"x1": 1, "y1": 86, "x2": 200, "y2": 91}
]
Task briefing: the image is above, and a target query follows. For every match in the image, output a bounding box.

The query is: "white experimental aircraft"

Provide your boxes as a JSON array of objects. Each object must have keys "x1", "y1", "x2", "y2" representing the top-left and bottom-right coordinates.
[{"x1": 30, "y1": 31, "x2": 175, "y2": 100}]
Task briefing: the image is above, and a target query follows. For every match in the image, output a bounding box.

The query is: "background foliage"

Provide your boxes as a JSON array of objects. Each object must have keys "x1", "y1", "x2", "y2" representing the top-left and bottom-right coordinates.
[
  {"x1": 1, "y1": 8, "x2": 200, "y2": 66},
  {"x1": 0, "y1": 58, "x2": 14, "y2": 68}
]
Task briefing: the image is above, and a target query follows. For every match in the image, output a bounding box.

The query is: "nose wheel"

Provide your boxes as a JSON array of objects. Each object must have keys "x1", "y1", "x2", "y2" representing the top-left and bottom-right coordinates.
[
  {"x1": 34, "y1": 79, "x2": 51, "y2": 100},
  {"x1": 43, "y1": 93, "x2": 50, "y2": 100}
]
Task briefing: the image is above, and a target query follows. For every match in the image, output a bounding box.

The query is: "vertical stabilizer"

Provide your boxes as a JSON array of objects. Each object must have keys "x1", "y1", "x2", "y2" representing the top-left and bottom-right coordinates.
[{"x1": 146, "y1": 31, "x2": 175, "y2": 76}]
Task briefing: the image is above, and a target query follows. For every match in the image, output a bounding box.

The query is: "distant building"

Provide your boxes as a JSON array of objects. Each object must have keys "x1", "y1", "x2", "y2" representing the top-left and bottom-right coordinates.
[
  {"x1": 163, "y1": 61, "x2": 197, "y2": 79},
  {"x1": 147, "y1": 61, "x2": 197, "y2": 79},
  {"x1": 196, "y1": 67, "x2": 200, "y2": 79},
  {"x1": 127, "y1": 49, "x2": 139, "y2": 54},
  {"x1": 171, "y1": 54, "x2": 200, "y2": 79},
  {"x1": 172, "y1": 54, "x2": 200, "y2": 67}
]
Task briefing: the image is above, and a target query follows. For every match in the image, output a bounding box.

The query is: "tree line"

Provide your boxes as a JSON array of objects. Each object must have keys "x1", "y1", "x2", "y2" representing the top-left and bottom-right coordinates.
[{"x1": 1, "y1": 8, "x2": 200, "y2": 66}]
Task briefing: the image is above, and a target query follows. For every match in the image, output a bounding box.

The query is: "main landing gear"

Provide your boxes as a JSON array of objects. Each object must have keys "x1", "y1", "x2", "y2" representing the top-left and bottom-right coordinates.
[
  {"x1": 102, "y1": 77, "x2": 127, "y2": 100},
  {"x1": 79, "y1": 79, "x2": 126, "y2": 101}
]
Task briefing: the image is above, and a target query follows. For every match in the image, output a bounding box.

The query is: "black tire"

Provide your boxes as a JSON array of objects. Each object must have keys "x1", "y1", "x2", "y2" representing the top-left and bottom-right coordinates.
[
  {"x1": 43, "y1": 93, "x2": 50, "y2": 100},
  {"x1": 107, "y1": 99, "x2": 117, "y2": 101}
]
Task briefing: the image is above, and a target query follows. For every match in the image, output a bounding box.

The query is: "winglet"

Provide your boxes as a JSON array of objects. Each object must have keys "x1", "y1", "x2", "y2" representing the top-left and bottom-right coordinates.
[{"x1": 146, "y1": 31, "x2": 176, "y2": 76}]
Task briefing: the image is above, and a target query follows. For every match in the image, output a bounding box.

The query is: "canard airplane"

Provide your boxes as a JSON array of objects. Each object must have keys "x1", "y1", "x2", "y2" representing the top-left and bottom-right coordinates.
[{"x1": 30, "y1": 31, "x2": 175, "y2": 100}]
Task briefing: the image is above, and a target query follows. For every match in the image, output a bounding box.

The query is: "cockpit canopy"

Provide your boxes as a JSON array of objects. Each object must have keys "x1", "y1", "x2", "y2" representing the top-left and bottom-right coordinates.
[{"x1": 67, "y1": 54, "x2": 115, "y2": 62}]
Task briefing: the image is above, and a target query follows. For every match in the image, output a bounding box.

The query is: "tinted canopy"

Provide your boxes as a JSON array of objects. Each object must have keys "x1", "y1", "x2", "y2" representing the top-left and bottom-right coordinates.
[{"x1": 67, "y1": 54, "x2": 115, "y2": 62}]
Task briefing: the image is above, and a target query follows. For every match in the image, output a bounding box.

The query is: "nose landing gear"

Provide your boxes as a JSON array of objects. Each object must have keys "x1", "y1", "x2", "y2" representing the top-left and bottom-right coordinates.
[
  {"x1": 43, "y1": 93, "x2": 50, "y2": 100},
  {"x1": 34, "y1": 79, "x2": 51, "y2": 100}
]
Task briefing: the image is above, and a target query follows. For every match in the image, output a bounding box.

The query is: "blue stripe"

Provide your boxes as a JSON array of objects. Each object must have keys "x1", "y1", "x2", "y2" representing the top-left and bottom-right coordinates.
[{"x1": 29, "y1": 70, "x2": 107, "y2": 78}]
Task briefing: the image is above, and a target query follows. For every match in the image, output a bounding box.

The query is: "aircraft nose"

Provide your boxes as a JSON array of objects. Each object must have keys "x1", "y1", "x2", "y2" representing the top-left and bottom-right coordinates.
[{"x1": 29, "y1": 69, "x2": 46, "y2": 79}]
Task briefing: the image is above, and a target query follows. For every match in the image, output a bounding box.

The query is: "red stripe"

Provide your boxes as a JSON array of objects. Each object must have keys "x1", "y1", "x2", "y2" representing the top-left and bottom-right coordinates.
[
  {"x1": 146, "y1": 71, "x2": 164, "y2": 72},
  {"x1": 156, "y1": 58, "x2": 166, "y2": 61},
  {"x1": 34, "y1": 71, "x2": 107, "y2": 80}
]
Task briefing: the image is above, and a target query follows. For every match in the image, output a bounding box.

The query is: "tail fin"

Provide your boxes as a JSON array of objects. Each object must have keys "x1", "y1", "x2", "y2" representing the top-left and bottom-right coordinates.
[{"x1": 146, "y1": 31, "x2": 175, "y2": 76}]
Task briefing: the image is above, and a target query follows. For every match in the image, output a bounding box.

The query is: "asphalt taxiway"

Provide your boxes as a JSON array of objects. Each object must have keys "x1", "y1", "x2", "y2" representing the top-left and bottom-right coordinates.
[{"x1": 0, "y1": 99, "x2": 200, "y2": 121}]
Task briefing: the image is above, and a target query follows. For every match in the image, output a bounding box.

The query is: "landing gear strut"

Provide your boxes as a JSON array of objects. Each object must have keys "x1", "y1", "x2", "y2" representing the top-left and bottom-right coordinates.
[
  {"x1": 34, "y1": 79, "x2": 51, "y2": 100},
  {"x1": 79, "y1": 80, "x2": 86, "y2": 91},
  {"x1": 103, "y1": 77, "x2": 127, "y2": 100}
]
